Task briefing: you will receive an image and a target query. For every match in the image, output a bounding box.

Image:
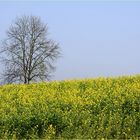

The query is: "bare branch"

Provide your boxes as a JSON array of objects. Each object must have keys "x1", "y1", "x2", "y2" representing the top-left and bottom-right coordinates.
[{"x1": 0, "y1": 15, "x2": 60, "y2": 84}]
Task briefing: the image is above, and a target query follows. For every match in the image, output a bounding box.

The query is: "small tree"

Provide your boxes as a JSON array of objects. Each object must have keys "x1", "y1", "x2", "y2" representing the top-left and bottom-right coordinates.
[{"x1": 0, "y1": 16, "x2": 60, "y2": 84}]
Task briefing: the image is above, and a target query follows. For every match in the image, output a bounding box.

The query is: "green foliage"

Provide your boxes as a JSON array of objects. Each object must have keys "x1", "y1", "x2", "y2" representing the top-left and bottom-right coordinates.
[{"x1": 0, "y1": 75, "x2": 140, "y2": 139}]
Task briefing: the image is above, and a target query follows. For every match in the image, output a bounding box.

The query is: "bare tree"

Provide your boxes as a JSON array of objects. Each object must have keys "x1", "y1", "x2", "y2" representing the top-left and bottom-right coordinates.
[{"x1": 0, "y1": 16, "x2": 60, "y2": 84}]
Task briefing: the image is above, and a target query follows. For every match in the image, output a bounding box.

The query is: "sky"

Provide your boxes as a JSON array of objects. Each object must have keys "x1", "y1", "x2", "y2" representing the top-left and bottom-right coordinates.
[{"x1": 0, "y1": 1, "x2": 140, "y2": 80}]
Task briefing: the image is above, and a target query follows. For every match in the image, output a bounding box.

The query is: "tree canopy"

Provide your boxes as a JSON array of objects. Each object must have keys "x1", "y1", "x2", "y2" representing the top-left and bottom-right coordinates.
[{"x1": 0, "y1": 15, "x2": 60, "y2": 84}]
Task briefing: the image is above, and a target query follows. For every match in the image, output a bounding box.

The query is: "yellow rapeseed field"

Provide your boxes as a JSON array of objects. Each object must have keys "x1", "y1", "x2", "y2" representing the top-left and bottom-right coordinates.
[{"x1": 0, "y1": 75, "x2": 140, "y2": 139}]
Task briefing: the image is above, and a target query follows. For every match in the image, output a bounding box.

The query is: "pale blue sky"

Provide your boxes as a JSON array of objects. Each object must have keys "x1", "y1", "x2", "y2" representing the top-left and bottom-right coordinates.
[{"x1": 0, "y1": 1, "x2": 140, "y2": 80}]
